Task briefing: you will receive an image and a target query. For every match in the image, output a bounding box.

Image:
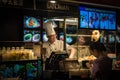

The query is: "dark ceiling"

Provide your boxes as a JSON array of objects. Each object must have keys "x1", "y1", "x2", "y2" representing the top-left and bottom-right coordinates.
[
  {"x1": 57, "y1": 0, "x2": 120, "y2": 9},
  {"x1": 75, "y1": 0, "x2": 120, "y2": 6}
]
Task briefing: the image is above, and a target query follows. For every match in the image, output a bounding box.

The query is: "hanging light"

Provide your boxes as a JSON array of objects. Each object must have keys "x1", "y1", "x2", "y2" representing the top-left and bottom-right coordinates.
[{"x1": 49, "y1": 0, "x2": 56, "y2": 3}]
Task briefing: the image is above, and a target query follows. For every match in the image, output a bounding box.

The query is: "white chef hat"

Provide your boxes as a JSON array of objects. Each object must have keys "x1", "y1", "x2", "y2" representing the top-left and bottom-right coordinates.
[{"x1": 44, "y1": 20, "x2": 56, "y2": 36}]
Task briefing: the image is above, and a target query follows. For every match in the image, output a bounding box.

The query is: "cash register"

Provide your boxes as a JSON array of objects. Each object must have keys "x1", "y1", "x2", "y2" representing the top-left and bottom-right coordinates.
[{"x1": 45, "y1": 51, "x2": 68, "y2": 70}]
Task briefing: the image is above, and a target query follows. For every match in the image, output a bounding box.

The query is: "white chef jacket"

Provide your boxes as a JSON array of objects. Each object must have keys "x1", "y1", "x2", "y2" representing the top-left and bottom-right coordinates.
[{"x1": 42, "y1": 40, "x2": 71, "y2": 60}]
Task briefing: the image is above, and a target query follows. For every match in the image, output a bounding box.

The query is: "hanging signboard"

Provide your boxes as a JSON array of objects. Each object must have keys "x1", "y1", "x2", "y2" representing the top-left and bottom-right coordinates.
[
  {"x1": 36, "y1": 1, "x2": 78, "y2": 12},
  {"x1": 46, "y1": 2, "x2": 70, "y2": 10}
]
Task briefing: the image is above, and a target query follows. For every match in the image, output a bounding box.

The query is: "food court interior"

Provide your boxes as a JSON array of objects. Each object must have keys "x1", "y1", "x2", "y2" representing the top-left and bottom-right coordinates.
[{"x1": 0, "y1": 0, "x2": 120, "y2": 80}]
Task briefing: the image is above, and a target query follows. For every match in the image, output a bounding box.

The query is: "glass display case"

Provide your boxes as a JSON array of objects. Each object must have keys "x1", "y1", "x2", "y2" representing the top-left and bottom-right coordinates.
[{"x1": 0, "y1": 41, "x2": 42, "y2": 61}]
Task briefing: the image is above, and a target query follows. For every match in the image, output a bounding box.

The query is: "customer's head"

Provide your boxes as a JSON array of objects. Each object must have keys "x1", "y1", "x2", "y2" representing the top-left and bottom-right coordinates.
[
  {"x1": 77, "y1": 36, "x2": 85, "y2": 45},
  {"x1": 89, "y1": 42, "x2": 107, "y2": 58},
  {"x1": 44, "y1": 20, "x2": 57, "y2": 43}
]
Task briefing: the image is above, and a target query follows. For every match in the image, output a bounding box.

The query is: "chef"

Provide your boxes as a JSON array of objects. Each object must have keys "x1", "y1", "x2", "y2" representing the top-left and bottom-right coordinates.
[{"x1": 42, "y1": 20, "x2": 76, "y2": 62}]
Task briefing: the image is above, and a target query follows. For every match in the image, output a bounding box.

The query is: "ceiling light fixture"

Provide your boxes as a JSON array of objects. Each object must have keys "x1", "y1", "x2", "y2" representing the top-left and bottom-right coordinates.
[{"x1": 49, "y1": 0, "x2": 56, "y2": 3}]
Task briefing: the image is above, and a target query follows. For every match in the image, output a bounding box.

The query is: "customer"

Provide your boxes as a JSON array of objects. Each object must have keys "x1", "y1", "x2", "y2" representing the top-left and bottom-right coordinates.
[
  {"x1": 42, "y1": 20, "x2": 76, "y2": 62},
  {"x1": 72, "y1": 36, "x2": 90, "y2": 61},
  {"x1": 76, "y1": 36, "x2": 90, "y2": 58},
  {"x1": 86, "y1": 42, "x2": 112, "y2": 80}
]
